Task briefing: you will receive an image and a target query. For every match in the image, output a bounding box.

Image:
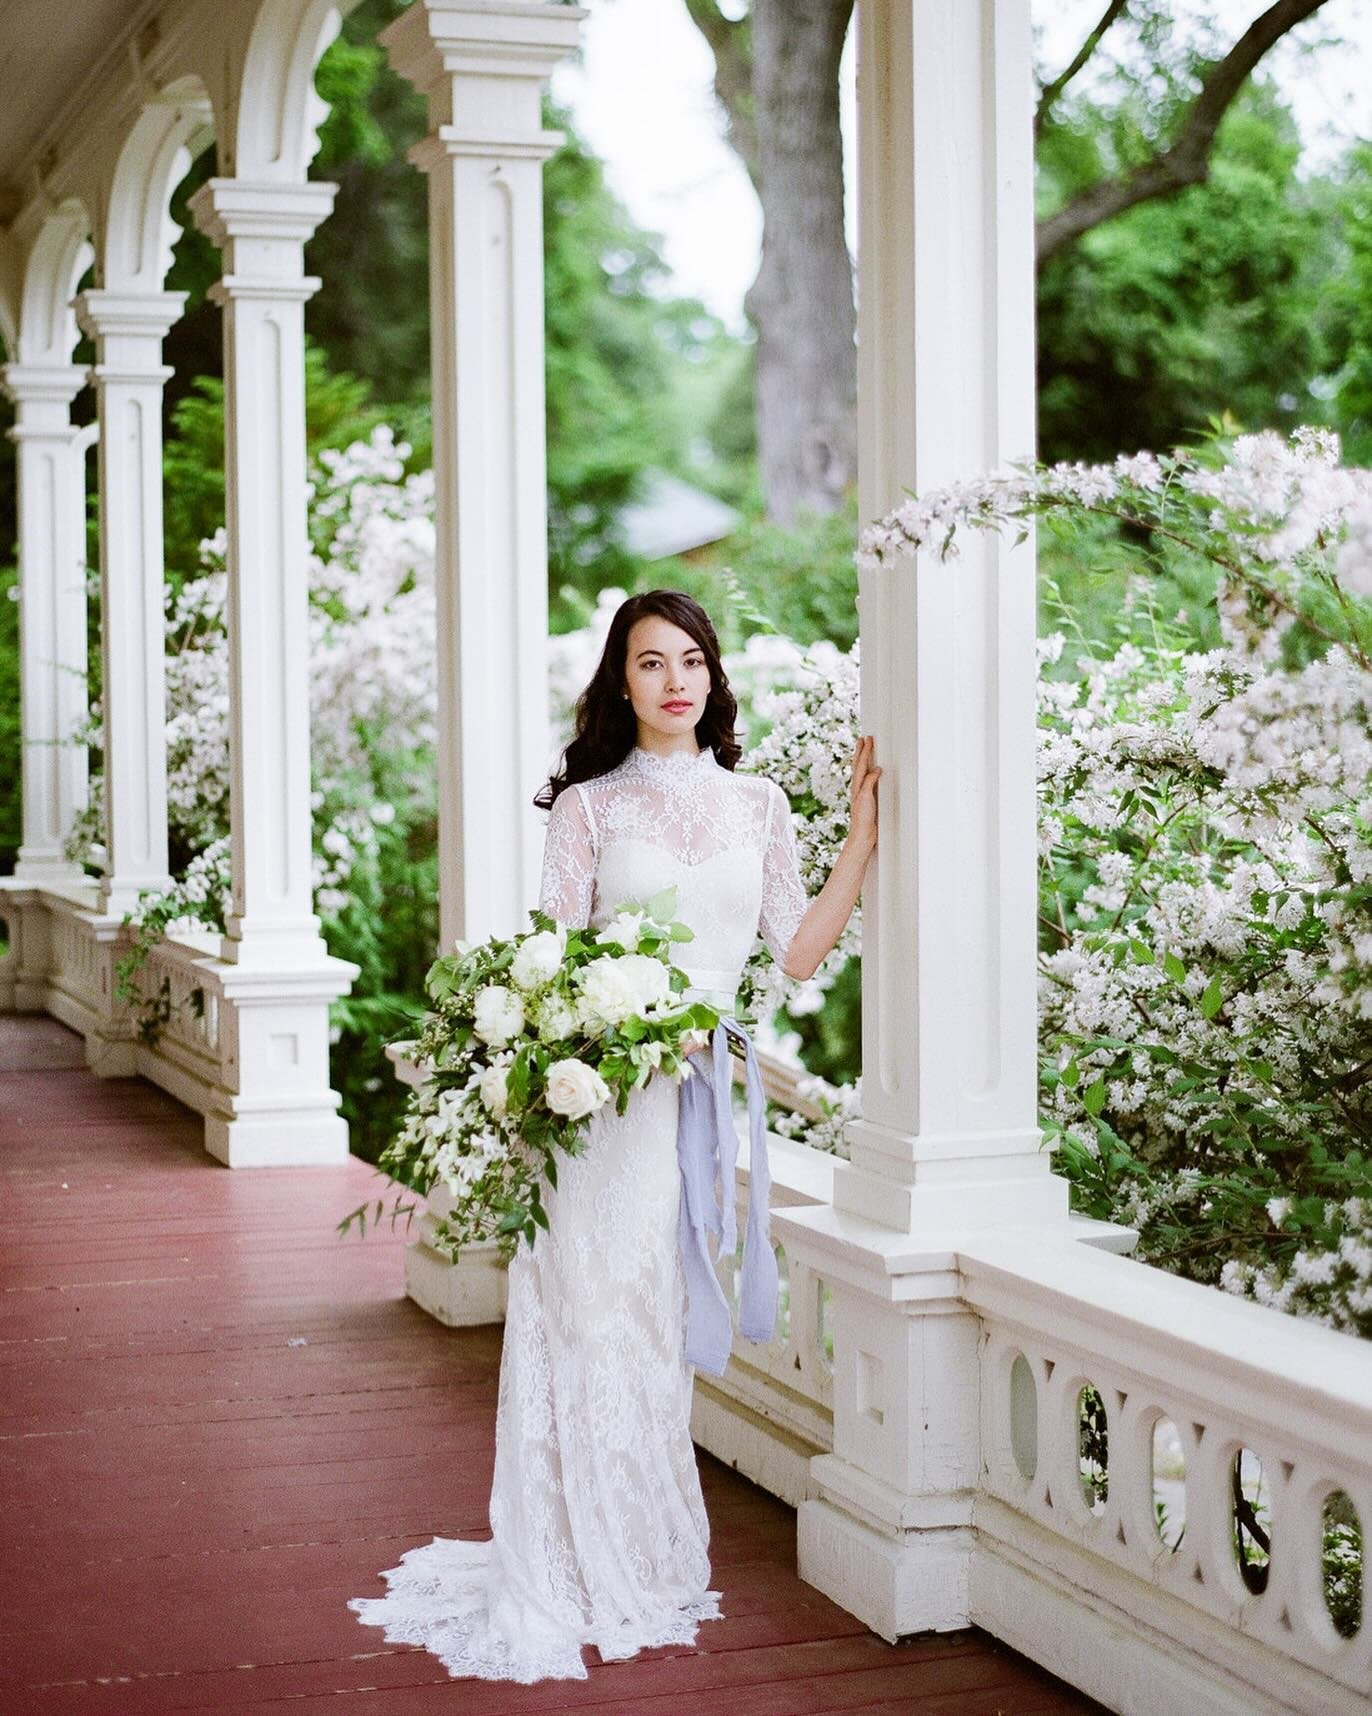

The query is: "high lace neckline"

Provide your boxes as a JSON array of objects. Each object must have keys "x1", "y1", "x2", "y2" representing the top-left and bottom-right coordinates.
[{"x1": 624, "y1": 743, "x2": 716, "y2": 778}]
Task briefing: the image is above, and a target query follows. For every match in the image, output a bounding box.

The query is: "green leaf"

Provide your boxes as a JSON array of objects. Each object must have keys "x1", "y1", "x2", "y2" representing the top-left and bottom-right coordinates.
[
  {"x1": 639, "y1": 886, "x2": 674, "y2": 921},
  {"x1": 1198, "y1": 974, "x2": 1224, "y2": 1019},
  {"x1": 1083, "y1": 1077, "x2": 1108, "y2": 1116},
  {"x1": 1162, "y1": 951, "x2": 1186, "y2": 984}
]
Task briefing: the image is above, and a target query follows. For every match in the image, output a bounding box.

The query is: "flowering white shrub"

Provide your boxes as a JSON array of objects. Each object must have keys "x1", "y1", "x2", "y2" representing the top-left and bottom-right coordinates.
[
  {"x1": 768, "y1": 429, "x2": 1372, "y2": 1338},
  {"x1": 69, "y1": 426, "x2": 440, "y2": 909},
  {"x1": 736, "y1": 636, "x2": 861, "y2": 1022}
]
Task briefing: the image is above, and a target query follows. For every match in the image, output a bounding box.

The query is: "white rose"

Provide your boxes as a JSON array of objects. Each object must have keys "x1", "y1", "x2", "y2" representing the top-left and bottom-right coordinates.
[
  {"x1": 510, "y1": 928, "x2": 566, "y2": 990},
  {"x1": 478, "y1": 1063, "x2": 511, "y2": 1117},
  {"x1": 597, "y1": 909, "x2": 645, "y2": 951},
  {"x1": 473, "y1": 984, "x2": 524, "y2": 1047},
  {"x1": 544, "y1": 1057, "x2": 610, "y2": 1121}
]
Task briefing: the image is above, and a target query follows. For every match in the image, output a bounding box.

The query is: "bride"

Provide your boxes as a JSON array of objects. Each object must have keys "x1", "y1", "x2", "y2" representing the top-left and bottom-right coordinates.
[{"x1": 351, "y1": 588, "x2": 879, "y2": 1683}]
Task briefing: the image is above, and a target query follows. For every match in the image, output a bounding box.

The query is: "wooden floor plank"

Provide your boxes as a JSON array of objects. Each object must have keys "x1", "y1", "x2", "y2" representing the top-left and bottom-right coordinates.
[{"x1": 0, "y1": 1016, "x2": 1102, "y2": 1716}]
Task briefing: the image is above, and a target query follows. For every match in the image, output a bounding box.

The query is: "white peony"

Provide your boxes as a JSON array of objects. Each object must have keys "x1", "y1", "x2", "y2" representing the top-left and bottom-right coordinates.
[
  {"x1": 510, "y1": 928, "x2": 566, "y2": 990},
  {"x1": 576, "y1": 953, "x2": 670, "y2": 1027},
  {"x1": 473, "y1": 984, "x2": 524, "y2": 1047},
  {"x1": 478, "y1": 1063, "x2": 511, "y2": 1117},
  {"x1": 544, "y1": 1057, "x2": 610, "y2": 1121},
  {"x1": 597, "y1": 909, "x2": 646, "y2": 951},
  {"x1": 536, "y1": 995, "x2": 578, "y2": 1043},
  {"x1": 618, "y1": 953, "x2": 672, "y2": 1010}
]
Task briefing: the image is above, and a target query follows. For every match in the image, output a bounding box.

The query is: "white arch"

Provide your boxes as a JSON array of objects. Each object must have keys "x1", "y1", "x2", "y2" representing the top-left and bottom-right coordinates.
[
  {"x1": 18, "y1": 201, "x2": 93, "y2": 366},
  {"x1": 234, "y1": 0, "x2": 346, "y2": 183},
  {"x1": 0, "y1": 227, "x2": 20, "y2": 355},
  {"x1": 104, "y1": 77, "x2": 215, "y2": 294}
]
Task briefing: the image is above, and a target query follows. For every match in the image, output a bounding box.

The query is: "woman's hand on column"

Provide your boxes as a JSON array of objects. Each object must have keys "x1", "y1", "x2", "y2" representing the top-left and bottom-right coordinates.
[
  {"x1": 846, "y1": 735, "x2": 880, "y2": 858},
  {"x1": 781, "y1": 737, "x2": 880, "y2": 982}
]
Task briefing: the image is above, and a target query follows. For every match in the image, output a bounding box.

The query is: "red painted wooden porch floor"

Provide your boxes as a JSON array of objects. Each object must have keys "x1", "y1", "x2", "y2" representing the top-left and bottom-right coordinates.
[{"x1": 0, "y1": 1015, "x2": 1103, "y2": 1716}]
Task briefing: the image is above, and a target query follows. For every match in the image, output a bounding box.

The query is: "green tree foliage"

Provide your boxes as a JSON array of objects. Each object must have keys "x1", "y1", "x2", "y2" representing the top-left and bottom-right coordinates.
[
  {"x1": 1332, "y1": 144, "x2": 1372, "y2": 463},
  {"x1": 1037, "y1": 83, "x2": 1347, "y2": 462},
  {"x1": 302, "y1": 0, "x2": 734, "y2": 624},
  {"x1": 160, "y1": 348, "x2": 389, "y2": 591},
  {"x1": 306, "y1": 0, "x2": 432, "y2": 404}
]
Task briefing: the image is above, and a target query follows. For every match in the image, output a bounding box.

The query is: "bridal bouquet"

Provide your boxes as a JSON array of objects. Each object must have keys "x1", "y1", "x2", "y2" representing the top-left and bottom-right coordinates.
[{"x1": 339, "y1": 887, "x2": 722, "y2": 1259}]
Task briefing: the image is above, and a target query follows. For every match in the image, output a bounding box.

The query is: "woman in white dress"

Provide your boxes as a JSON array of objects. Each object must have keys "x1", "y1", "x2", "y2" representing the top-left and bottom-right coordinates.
[{"x1": 351, "y1": 590, "x2": 879, "y2": 1683}]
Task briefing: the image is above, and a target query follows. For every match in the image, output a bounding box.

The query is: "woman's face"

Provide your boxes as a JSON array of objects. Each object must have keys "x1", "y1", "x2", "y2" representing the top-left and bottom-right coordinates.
[{"x1": 622, "y1": 614, "x2": 713, "y2": 749}]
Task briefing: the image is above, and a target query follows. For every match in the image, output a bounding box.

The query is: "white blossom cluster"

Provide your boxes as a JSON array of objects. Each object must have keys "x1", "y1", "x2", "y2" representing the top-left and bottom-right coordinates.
[
  {"x1": 857, "y1": 429, "x2": 1372, "y2": 590},
  {"x1": 547, "y1": 586, "x2": 625, "y2": 755},
  {"x1": 70, "y1": 426, "x2": 440, "y2": 926},
  {"x1": 737, "y1": 636, "x2": 862, "y2": 1020},
  {"x1": 1221, "y1": 1199, "x2": 1372, "y2": 1340},
  {"x1": 856, "y1": 428, "x2": 1372, "y2": 633},
  {"x1": 770, "y1": 1069, "x2": 862, "y2": 1158}
]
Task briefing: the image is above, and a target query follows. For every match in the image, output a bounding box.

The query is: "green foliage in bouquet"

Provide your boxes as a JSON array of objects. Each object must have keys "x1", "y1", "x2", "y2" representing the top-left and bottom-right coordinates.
[{"x1": 339, "y1": 888, "x2": 722, "y2": 1259}]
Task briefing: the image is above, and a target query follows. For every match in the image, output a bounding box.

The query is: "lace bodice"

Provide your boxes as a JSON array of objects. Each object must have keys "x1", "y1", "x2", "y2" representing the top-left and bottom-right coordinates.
[{"x1": 538, "y1": 745, "x2": 808, "y2": 1006}]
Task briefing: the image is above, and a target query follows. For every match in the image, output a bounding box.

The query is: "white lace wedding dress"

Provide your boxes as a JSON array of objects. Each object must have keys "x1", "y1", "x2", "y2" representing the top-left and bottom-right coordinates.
[{"x1": 350, "y1": 742, "x2": 808, "y2": 1683}]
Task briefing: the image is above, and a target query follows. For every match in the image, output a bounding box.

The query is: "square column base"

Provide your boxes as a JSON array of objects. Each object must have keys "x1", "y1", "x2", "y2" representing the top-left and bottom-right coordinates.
[
  {"x1": 798, "y1": 1489, "x2": 972, "y2": 1641},
  {"x1": 204, "y1": 1103, "x2": 350, "y2": 1167},
  {"x1": 404, "y1": 1234, "x2": 508, "y2": 1326}
]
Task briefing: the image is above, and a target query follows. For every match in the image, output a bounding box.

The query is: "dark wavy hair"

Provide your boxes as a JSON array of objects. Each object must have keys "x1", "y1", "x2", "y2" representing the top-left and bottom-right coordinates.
[{"x1": 534, "y1": 589, "x2": 740, "y2": 808}]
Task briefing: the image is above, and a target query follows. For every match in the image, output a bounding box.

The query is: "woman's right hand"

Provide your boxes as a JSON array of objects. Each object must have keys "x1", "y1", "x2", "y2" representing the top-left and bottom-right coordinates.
[{"x1": 846, "y1": 734, "x2": 881, "y2": 856}]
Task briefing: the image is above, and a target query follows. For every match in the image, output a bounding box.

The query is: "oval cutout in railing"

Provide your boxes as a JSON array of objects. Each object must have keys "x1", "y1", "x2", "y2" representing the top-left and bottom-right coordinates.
[
  {"x1": 1232, "y1": 1448, "x2": 1272, "y2": 1595},
  {"x1": 1008, "y1": 1354, "x2": 1037, "y2": 1481},
  {"x1": 1152, "y1": 1417, "x2": 1186, "y2": 1551},
  {"x1": 1322, "y1": 1490, "x2": 1362, "y2": 1639},
  {"x1": 1077, "y1": 1385, "x2": 1109, "y2": 1515},
  {"x1": 774, "y1": 1242, "x2": 790, "y2": 1343},
  {"x1": 818, "y1": 1278, "x2": 834, "y2": 1371}
]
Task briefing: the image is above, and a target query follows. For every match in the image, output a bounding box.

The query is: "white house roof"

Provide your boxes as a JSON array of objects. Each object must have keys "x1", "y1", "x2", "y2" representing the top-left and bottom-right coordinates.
[{"x1": 618, "y1": 468, "x2": 740, "y2": 562}]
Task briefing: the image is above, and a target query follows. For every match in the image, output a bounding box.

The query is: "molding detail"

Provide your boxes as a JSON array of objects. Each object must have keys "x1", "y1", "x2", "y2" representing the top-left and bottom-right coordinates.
[{"x1": 187, "y1": 177, "x2": 338, "y2": 249}]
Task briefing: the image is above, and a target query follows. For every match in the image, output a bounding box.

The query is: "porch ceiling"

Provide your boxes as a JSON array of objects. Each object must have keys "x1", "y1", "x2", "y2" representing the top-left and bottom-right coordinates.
[{"x1": 0, "y1": 0, "x2": 156, "y2": 208}]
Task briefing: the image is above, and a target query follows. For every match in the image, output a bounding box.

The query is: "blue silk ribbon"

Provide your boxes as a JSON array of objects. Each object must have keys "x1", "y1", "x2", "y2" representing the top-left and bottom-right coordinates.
[{"x1": 675, "y1": 1019, "x2": 779, "y2": 1376}]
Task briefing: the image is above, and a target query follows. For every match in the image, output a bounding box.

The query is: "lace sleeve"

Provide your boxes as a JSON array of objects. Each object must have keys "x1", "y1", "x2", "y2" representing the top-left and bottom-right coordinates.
[
  {"x1": 758, "y1": 782, "x2": 808, "y2": 967},
  {"x1": 538, "y1": 784, "x2": 597, "y2": 929}
]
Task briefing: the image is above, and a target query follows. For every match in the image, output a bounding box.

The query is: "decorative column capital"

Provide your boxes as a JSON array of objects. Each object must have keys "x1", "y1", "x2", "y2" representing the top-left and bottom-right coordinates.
[
  {"x1": 188, "y1": 179, "x2": 338, "y2": 309},
  {"x1": 406, "y1": 127, "x2": 562, "y2": 173},
  {"x1": 187, "y1": 178, "x2": 339, "y2": 250},
  {"x1": 0, "y1": 363, "x2": 87, "y2": 416},
  {"x1": 382, "y1": 0, "x2": 584, "y2": 138},
  {"x1": 74, "y1": 290, "x2": 187, "y2": 345},
  {"x1": 73, "y1": 290, "x2": 186, "y2": 388}
]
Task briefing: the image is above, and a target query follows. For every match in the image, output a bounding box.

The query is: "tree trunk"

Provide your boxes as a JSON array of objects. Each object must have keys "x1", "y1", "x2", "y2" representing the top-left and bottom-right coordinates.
[{"x1": 745, "y1": 0, "x2": 855, "y2": 525}]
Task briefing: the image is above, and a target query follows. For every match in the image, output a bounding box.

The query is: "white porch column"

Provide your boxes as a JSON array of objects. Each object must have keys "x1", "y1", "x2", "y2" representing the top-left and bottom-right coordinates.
[
  {"x1": 184, "y1": 178, "x2": 355, "y2": 1167},
  {"x1": 73, "y1": 292, "x2": 184, "y2": 916},
  {"x1": 382, "y1": 0, "x2": 582, "y2": 1323},
  {"x1": 382, "y1": 0, "x2": 581, "y2": 951},
  {"x1": 0, "y1": 363, "x2": 90, "y2": 882},
  {"x1": 186, "y1": 181, "x2": 334, "y2": 969},
  {"x1": 777, "y1": 0, "x2": 1068, "y2": 1641}
]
